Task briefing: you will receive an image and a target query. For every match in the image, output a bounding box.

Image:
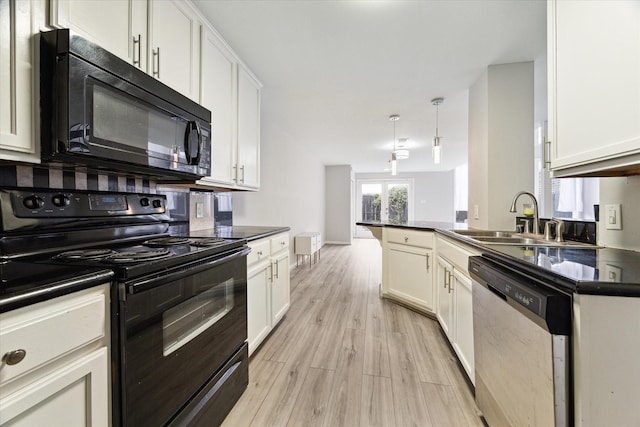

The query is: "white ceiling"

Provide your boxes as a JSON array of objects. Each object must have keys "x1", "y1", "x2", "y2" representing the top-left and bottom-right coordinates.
[{"x1": 192, "y1": 0, "x2": 546, "y2": 173}]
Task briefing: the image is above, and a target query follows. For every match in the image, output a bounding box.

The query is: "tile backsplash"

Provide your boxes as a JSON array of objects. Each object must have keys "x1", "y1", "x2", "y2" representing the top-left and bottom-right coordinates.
[
  {"x1": 0, "y1": 165, "x2": 156, "y2": 193},
  {"x1": 515, "y1": 216, "x2": 597, "y2": 244}
]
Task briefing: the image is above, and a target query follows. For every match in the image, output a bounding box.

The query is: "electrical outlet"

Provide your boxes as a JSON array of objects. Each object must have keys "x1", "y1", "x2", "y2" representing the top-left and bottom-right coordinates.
[
  {"x1": 473, "y1": 204, "x2": 479, "y2": 220},
  {"x1": 196, "y1": 202, "x2": 204, "y2": 219},
  {"x1": 605, "y1": 204, "x2": 622, "y2": 230},
  {"x1": 604, "y1": 264, "x2": 622, "y2": 282}
]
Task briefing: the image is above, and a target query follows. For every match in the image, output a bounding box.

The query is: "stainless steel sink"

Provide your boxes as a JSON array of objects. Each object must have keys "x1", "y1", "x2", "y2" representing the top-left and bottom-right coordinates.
[
  {"x1": 452, "y1": 230, "x2": 515, "y2": 238},
  {"x1": 452, "y1": 230, "x2": 596, "y2": 248},
  {"x1": 473, "y1": 236, "x2": 540, "y2": 245}
]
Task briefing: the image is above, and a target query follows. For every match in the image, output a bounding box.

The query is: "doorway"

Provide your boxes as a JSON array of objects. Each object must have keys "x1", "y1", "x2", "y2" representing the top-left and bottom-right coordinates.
[{"x1": 355, "y1": 180, "x2": 413, "y2": 238}]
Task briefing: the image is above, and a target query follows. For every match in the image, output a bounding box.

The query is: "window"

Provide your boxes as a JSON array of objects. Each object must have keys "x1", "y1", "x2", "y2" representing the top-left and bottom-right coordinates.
[{"x1": 534, "y1": 122, "x2": 599, "y2": 220}]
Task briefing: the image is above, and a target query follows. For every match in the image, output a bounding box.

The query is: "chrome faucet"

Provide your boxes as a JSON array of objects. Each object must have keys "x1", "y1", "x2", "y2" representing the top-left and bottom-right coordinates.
[
  {"x1": 544, "y1": 218, "x2": 565, "y2": 242},
  {"x1": 509, "y1": 191, "x2": 541, "y2": 235}
]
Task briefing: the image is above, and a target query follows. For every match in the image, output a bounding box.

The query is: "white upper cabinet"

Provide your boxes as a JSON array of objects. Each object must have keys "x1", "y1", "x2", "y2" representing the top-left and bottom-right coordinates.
[
  {"x1": 548, "y1": 0, "x2": 640, "y2": 177},
  {"x1": 236, "y1": 65, "x2": 262, "y2": 189},
  {"x1": 199, "y1": 26, "x2": 237, "y2": 186},
  {"x1": 51, "y1": 0, "x2": 200, "y2": 101},
  {"x1": 148, "y1": 0, "x2": 200, "y2": 100},
  {"x1": 0, "y1": 0, "x2": 39, "y2": 163},
  {"x1": 196, "y1": 25, "x2": 262, "y2": 191},
  {"x1": 50, "y1": 0, "x2": 145, "y2": 67}
]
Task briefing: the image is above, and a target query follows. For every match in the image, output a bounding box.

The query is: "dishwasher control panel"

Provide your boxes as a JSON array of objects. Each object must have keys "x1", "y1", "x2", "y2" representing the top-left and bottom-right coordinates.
[{"x1": 469, "y1": 256, "x2": 571, "y2": 335}]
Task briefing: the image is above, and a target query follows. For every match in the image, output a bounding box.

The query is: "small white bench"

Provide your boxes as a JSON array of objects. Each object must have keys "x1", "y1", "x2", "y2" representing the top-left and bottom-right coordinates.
[{"x1": 294, "y1": 232, "x2": 321, "y2": 267}]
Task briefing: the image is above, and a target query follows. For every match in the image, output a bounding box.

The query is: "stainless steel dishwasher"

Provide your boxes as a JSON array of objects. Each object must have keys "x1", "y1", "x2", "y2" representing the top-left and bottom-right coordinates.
[{"x1": 469, "y1": 256, "x2": 572, "y2": 427}]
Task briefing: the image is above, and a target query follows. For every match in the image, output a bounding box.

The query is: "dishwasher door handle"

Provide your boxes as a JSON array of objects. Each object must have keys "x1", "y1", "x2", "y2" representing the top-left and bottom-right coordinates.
[{"x1": 487, "y1": 284, "x2": 507, "y2": 302}]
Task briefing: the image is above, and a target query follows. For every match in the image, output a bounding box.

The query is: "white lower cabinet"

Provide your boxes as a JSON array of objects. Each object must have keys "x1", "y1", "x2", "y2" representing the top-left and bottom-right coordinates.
[
  {"x1": 0, "y1": 285, "x2": 110, "y2": 426},
  {"x1": 271, "y1": 250, "x2": 290, "y2": 325},
  {"x1": 452, "y1": 270, "x2": 474, "y2": 381},
  {"x1": 247, "y1": 257, "x2": 272, "y2": 356},
  {"x1": 387, "y1": 244, "x2": 434, "y2": 312},
  {"x1": 436, "y1": 255, "x2": 454, "y2": 339},
  {"x1": 246, "y1": 232, "x2": 290, "y2": 356},
  {"x1": 435, "y1": 235, "x2": 479, "y2": 384},
  {"x1": 382, "y1": 228, "x2": 435, "y2": 315}
]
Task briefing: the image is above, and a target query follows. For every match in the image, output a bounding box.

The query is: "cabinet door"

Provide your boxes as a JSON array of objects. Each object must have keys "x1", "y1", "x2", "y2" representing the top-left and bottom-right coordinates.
[
  {"x1": 0, "y1": 0, "x2": 38, "y2": 163},
  {"x1": 51, "y1": 0, "x2": 134, "y2": 63},
  {"x1": 0, "y1": 347, "x2": 109, "y2": 426},
  {"x1": 548, "y1": 0, "x2": 640, "y2": 176},
  {"x1": 387, "y1": 244, "x2": 434, "y2": 312},
  {"x1": 236, "y1": 65, "x2": 261, "y2": 188},
  {"x1": 436, "y1": 256, "x2": 454, "y2": 340},
  {"x1": 200, "y1": 27, "x2": 237, "y2": 186},
  {"x1": 453, "y1": 270, "x2": 474, "y2": 384},
  {"x1": 247, "y1": 260, "x2": 271, "y2": 356},
  {"x1": 271, "y1": 252, "x2": 290, "y2": 326},
  {"x1": 148, "y1": 0, "x2": 200, "y2": 100}
]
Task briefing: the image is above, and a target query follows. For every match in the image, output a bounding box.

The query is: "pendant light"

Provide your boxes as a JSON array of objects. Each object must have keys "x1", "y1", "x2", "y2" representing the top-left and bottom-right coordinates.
[
  {"x1": 389, "y1": 114, "x2": 399, "y2": 175},
  {"x1": 431, "y1": 97, "x2": 444, "y2": 164}
]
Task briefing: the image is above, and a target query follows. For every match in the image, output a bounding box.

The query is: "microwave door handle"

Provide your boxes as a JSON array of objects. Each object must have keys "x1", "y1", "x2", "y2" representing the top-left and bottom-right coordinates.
[{"x1": 184, "y1": 121, "x2": 202, "y2": 165}]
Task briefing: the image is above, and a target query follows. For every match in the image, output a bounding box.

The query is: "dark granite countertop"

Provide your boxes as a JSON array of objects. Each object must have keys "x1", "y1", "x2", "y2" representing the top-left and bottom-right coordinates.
[
  {"x1": 0, "y1": 263, "x2": 113, "y2": 313},
  {"x1": 357, "y1": 220, "x2": 461, "y2": 231},
  {"x1": 189, "y1": 225, "x2": 291, "y2": 242},
  {"x1": 357, "y1": 220, "x2": 640, "y2": 297}
]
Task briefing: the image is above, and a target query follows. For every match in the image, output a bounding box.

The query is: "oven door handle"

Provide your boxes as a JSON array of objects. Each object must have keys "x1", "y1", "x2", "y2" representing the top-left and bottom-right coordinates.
[{"x1": 126, "y1": 247, "x2": 251, "y2": 295}]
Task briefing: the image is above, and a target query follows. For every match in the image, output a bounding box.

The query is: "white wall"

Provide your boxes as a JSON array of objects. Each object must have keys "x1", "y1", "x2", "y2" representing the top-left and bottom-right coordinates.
[
  {"x1": 356, "y1": 171, "x2": 455, "y2": 222},
  {"x1": 468, "y1": 67, "x2": 489, "y2": 228},
  {"x1": 468, "y1": 62, "x2": 535, "y2": 230},
  {"x1": 325, "y1": 165, "x2": 353, "y2": 244},
  {"x1": 232, "y1": 88, "x2": 326, "y2": 252},
  {"x1": 598, "y1": 176, "x2": 640, "y2": 251}
]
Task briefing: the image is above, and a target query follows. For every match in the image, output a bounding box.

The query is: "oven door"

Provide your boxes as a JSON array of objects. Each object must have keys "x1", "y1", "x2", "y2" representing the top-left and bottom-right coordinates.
[{"x1": 118, "y1": 247, "x2": 249, "y2": 427}]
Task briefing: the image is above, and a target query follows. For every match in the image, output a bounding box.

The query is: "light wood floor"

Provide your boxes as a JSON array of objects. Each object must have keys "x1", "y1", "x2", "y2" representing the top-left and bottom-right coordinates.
[{"x1": 223, "y1": 239, "x2": 484, "y2": 427}]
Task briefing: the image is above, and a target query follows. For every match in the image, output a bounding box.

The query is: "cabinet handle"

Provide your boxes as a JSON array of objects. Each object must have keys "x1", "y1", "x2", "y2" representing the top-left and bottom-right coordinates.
[
  {"x1": 2, "y1": 349, "x2": 27, "y2": 366},
  {"x1": 133, "y1": 34, "x2": 141, "y2": 67},
  {"x1": 232, "y1": 164, "x2": 238, "y2": 182},
  {"x1": 275, "y1": 259, "x2": 280, "y2": 279},
  {"x1": 268, "y1": 263, "x2": 273, "y2": 282},
  {"x1": 443, "y1": 268, "x2": 449, "y2": 288},
  {"x1": 425, "y1": 253, "x2": 430, "y2": 271},
  {"x1": 240, "y1": 165, "x2": 245, "y2": 183},
  {"x1": 404, "y1": 236, "x2": 409, "y2": 243},
  {"x1": 544, "y1": 139, "x2": 551, "y2": 169},
  {"x1": 152, "y1": 47, "x2": 160, "y2": 78},
  {"x1": 257, "y1": 250, "x2": 262, "y2": 256},
  {"x1": 447, "y1": 271, "x2": 453, "y2": 293}
]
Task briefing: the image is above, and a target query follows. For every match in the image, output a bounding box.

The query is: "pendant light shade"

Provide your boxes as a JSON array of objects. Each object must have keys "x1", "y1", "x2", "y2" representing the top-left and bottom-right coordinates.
[
  {"x1": 390, "y1": 115, "x2": 399, "y2": 175},
  {"x1": 391, "y1": 152, "x2": 398, "y2": 176},
  {"x1": 431, "y1": 98, "x2": 444, "y2": 165}
]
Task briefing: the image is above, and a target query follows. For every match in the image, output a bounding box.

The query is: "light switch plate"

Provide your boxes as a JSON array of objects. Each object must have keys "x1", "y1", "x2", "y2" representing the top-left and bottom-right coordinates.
[
  {"x1": 196, "y1": 202, "x2": 204, "y2": 218},
  {"x1": 605, "y1": 204, "x2": 622, "y2": 230},
  {"x1": 473, "y1": 204, "x2": 479, "y2": 220}
]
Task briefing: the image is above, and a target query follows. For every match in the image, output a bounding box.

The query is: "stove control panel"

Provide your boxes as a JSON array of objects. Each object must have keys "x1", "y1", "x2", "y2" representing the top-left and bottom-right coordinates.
[{"x1": 7, "y1": 189, "x2": 166, "y2": 218}]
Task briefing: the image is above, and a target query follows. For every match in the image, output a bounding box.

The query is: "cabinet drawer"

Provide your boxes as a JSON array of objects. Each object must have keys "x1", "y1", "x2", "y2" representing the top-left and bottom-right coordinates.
[
  {"x1": 270, "y1": 233, "x2": 290, "y2": 253},
  {"x1": 0, "y1": 286, "x2": 107, "y2": 385},
  {"x1": 247, "y1": 240, "x2": 271, "y2": 266},
  {"x1": 386, "y1": 228, "x2": 433, "y2": 248},
  {"x1": 436, "y1": 236, "x2": 480, "y2": 273}
]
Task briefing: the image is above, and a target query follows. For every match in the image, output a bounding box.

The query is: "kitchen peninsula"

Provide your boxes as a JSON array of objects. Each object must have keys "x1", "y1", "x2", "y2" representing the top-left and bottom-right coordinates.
[{"x1": 359, "y1": 220, "x2": 640, "y2": 426}]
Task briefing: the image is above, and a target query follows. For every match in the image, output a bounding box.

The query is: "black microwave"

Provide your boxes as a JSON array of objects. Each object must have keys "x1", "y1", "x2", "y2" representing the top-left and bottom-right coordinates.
[{"x1": 40, "y1": 29, "x2": 211, "y2": 180}]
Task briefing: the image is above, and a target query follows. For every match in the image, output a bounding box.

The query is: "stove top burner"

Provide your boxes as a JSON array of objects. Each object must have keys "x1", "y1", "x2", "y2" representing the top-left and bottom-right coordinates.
[
  {"x1": 105, "y1": 249, "x2": 174, "y2": 263},
  {"x1": 54, "y1": 248, "x2": 118, "y2": 260},
  {"x1": 190, "y1": 238, "x2": 228, "y2": 247},
  {"x1": 143, "y1": 237, "x2": 192, "y2": 247}
]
